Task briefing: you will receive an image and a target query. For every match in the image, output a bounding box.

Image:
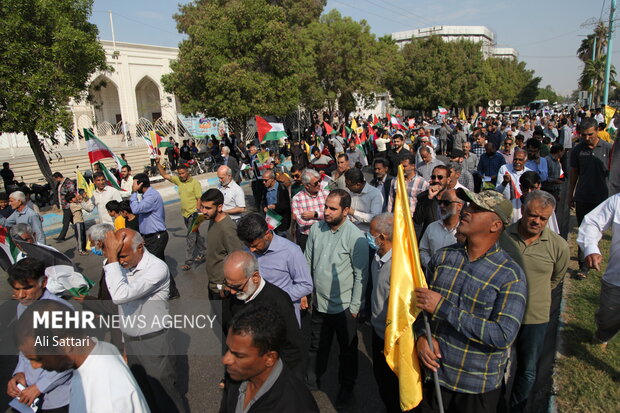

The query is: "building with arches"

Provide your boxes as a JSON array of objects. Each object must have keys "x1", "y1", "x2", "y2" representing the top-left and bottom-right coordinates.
[{"x1": 71, "y1": 40, "x2": 181, "y2": 143}]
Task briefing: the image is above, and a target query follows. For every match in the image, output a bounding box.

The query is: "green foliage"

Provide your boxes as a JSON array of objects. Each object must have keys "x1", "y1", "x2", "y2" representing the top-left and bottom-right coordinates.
[
  {"x1": 387, "y1": 36, "x2": 485, "y2": 111},
  {"x1": 163, "y1": 0, "x2": 319, "y2": 133},
  {"x1": 0, "y1": 0, "x2": 108, "y2": 182},
  {"x1": 482, "y1": 57, "x2": 540, "y2": 106},
  {"x1": 302, "y1": 9, "x2": 397, "y2": 115},
  {"x1": 536, "y1": 85, "x2": 562, "y2": 104}
]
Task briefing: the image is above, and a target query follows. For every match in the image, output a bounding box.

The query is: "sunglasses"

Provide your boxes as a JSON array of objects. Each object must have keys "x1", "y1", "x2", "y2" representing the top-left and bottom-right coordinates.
[
  {"x1": 291, "y1": 174, "x2": 301, "y2": 179},
  {"x1": 438, "y1": 200, "x2": 462, "y2": 207},
  {"x1": 306, "y1": 180, "x2": 320, "y2": 187},
  {"x1": 430, "y1": 175, "x2": 445, "y2": 180},
  {"x1": 223, "y1": 279, "x2": 249, "y2": 293}
]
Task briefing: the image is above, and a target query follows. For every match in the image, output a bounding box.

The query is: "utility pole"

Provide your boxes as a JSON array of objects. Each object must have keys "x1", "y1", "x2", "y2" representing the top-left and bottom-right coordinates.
[
  {"x1": 603, "y1": 0, "x2": 616, "y2": 106},
  {"x1": 589, "y1": 37, "x2": 596, "y2": 107}
]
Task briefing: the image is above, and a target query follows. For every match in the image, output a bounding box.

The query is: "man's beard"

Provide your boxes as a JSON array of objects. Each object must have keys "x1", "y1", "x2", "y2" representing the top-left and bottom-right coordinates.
[
  {"x1": 236, "y1": 280, "x2": 258, "y2": 301},
  {"x1": 440, "y1": 209, "x2": 456, "y2": 221},
  {"x1": 327, "y1": 215, "x2": 345, "y2": 228}
]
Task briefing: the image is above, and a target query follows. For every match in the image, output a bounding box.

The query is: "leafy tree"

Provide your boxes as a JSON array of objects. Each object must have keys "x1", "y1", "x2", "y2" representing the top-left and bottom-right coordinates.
[
  {"x1": 0, "y1": 0, "x2": 108, "y2": 185},
  {"x1": 482, "y1": 57, "x2": 540, "y2": 106},
  {"x1": 579, "y1": 55, "x2": 617, "y2": 107},
  {"x1": 387, "y1": 36, "x2": 485, "y2": 111},
  {"x1": 302, "y1": 9, "x2": 396, "y2": 116},
  {"x1": 164, "y1": 0, "x2": 319, "y2": 136},
  {"x1": 536, "y1": 85, "x2": 562, "y2": 104}
]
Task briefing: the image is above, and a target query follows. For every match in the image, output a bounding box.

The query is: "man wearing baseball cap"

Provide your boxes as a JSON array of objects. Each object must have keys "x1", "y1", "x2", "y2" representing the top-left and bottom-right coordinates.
[{"x1": 413, "y1": 188, "x2": 527, "y2": 413}]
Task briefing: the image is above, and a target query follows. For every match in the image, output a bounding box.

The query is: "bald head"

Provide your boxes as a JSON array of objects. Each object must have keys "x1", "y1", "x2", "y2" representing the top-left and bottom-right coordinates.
[
  {"x1": 217, "y1": 165, "x2": 233, "y2": 186},
  {"x1": 224, "y1": 251, "x2": 259, "y2": 280},
  {"x1": 217, "y1": 165, "x2": 232, "y2": 176}
]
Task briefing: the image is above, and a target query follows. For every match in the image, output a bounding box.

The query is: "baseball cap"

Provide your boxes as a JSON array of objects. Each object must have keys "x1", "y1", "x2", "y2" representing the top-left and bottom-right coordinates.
[{"x1": 456, "y1": 188, "x2": 513, "y2": 225}]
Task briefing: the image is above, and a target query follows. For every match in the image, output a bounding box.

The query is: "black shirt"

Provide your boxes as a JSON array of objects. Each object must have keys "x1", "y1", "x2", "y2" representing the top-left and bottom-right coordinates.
[{"x1": 570, "y1": 139, "x2": 612, "y2": 204}]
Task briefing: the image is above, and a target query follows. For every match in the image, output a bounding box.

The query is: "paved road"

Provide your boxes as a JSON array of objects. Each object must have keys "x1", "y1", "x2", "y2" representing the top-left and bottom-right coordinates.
[{"x1": 0, "y1": 184, "x2": 384, "y2": 413}]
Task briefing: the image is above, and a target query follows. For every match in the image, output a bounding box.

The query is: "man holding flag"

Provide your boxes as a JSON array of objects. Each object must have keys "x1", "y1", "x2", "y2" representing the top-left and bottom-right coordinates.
[
  {"x1": 86, "y1": 172, "x2": 122, "y2": 226},
  {"x1": 413, "y1": 189, "x2": 527, "y2": 413}
]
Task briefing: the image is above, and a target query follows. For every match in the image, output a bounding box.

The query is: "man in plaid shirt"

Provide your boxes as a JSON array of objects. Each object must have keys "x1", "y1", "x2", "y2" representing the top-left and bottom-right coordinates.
[
  {"x1": 386, "y1": 153, "x2": 428, "y2": 215},
  {"x1": 292, "y1": 169, "x2": 329, "y2": 252},
  {"x1": 414, "y1": 188, "x2": 527, "y2": 413}
]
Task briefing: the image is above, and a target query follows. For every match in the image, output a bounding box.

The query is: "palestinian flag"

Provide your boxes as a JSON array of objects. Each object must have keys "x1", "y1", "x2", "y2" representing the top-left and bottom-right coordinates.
[
  {"x1": 96, "y1": 162, "x2": 122, "y2": 191},
  {"x1": 187, "y1": 214, "x2": 207, "y2": 236},
  {"x1": 473, "y1": 109, "x2": 487, "y2": 128},
  {"x1": 84, "y1": 129, "x2": 125, "y2": 169},
  {"x1": 0, "y1": 226, "x2": 19, "y2": 271},
  {"x1": 149, "y1": 130, "x2": 173, "y2": 150},
  {"x1": 324, "y1": 121, "x2": 334, "y2": 135},
  {"x1": 265, "y1": 209, "x2": 283, "y2": 230},
  {"x1": 13, "y1": 240, "x2": 94, "y2": 297},
  {"x1": 256, "y1": 116, "x2": 287, "y2": 143}
]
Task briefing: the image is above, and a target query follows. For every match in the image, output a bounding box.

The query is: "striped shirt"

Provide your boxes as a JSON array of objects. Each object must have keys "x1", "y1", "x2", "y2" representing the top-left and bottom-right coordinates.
[
  {"x1": 414, "y1": 243, "x2": 527, "y2": 394},
  {"x1": 386, "y1": 175, "x2": 429, "y2": 215},
  {"x1": 291, "y1": 189, "x2": 330, "y2": 235}
]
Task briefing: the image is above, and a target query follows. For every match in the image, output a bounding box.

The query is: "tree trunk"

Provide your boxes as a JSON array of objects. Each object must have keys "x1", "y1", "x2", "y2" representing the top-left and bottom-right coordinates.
[{"x1": 26, "y1": 129, "x2": 54, "y2": 187}]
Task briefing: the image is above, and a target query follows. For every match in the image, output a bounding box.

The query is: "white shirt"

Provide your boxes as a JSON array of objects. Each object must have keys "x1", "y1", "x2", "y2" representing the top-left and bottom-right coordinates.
[
  {"x1": 375, "y1": 137, "x2": 390, "y2": 152},
  {"x1": 120, "y1": 176, "x2": 133, "y2": 198},
  {"x1": 419, "y1": 219, "x2": 458, "y2": 268},
  {"x1": 218, "y1": 180, "x2": 245, "y2": 221},
  {"x1": 70, "y1": 339, "x2": 150, "y2": 413},
  {"x1": 91, "y1": 186, "x2": 122, "y2": 225},
  {"x1": 595, "y1": 113, "x2": 605, "y2": 124},
  {"x1": 103, "y1": 249, "x2": 170, "y2": 337},
  {"x1": 415, "y1": 145, "x2": 437, "y2": 164},
  {"x1": 577, "y1": 193, "x2": 620, "y2": 286},
  {"x1": 348, "y1": 183, "x2": 383, "y2": 233},
  {"x1": 495, "y1": 164, "x2": 531, "y2": 202}
]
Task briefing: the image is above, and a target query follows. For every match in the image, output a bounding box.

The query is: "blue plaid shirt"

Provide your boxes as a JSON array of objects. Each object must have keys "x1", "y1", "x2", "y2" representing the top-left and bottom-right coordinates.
[{"x1": 414, "y1": 243, "x2": 527, "y2": 394}]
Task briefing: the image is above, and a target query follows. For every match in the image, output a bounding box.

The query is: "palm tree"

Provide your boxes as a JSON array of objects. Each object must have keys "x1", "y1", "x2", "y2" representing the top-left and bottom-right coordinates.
[
  {"x1": 577, "y1": 22, "x2": 610, "y2": 106},
  {"x1": 579, "y1": 55, "x2": 617, "y2": 107},
  {"x1": 577, "y1": 22, "x2": 608, "y2": 62}
]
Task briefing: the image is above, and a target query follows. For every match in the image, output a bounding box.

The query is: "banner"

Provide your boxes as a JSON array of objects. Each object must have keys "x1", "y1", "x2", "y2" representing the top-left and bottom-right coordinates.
[{"x1": 178, "y1": 114, "x2": 229, "y2": 140}]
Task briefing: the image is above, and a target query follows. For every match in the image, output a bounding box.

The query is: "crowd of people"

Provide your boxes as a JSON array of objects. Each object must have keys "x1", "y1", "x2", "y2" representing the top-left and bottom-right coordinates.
[{"x1": 1, "y1": 106, "x2": 619, "y2": 413}]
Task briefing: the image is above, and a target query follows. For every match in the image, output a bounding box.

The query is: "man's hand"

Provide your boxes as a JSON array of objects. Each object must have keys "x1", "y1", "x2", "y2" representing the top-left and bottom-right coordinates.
[
  {"x1": 301, "y1": 210, "x2": 316, "y2": 220},
  {"x1": 416, "y1": 336, "x2": 442, "y2": 372},
  {"x1": 428, "y1": 184, "x2": 441, "y2": 199},
  {"x1": 103, "y1": 230, "x2": 125, "y2": 263},
  {"x1": 267, "y1": 204, "x2": 276, "y2": 210},
  {"x1": 503, "y1": 172, "x2": 512, "y2": 185},
  {"x1": 415, "y1": 287, "x2": 442, "y2": 313},
  {"x1": 585, "y1": 253, "x2": 603, "y2": 271},
  {"x1": 18, "y1": 384, "x2": 41, "y2": 406},
  {"x1": 7, "y1": 373, "x2": 25, "y2": 398},
  {"x1": 300, "y1": 296, "x2": 309, "y2": 310}
]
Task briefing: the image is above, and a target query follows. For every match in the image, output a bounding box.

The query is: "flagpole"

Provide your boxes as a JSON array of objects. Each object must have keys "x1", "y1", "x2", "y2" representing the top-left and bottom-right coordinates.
[{"x1": 423, "y1": 311, "x2": 445, "y2": 413}]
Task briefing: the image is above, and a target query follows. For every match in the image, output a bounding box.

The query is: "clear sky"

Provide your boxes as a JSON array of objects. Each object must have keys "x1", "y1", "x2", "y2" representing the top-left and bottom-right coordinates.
[{"x1": 90, "y1": 0, "x2": 618, "y2": 96}]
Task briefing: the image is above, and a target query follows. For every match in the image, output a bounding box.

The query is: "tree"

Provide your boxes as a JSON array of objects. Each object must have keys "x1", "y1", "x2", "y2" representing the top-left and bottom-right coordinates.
[
  {"x1": 579, "y1": 55, "x2": 617, "y2": 107},
  {"x1": 387, "y1": 36, "x2": 485, "y2": 111},
  {"x1": 163, "y1": 0, "x2": 319, "y2": 136},
  {"x1": 302, "y1": 9, "x2": 396, "y2": 116},
  {"x1": 482, "y1": 58, "x2": 540, "y2": 106},
  {"x1": 0, "y1": 0, "x2": 108, "y2": 185},
  {"x1": 536, "y1": 85, "x2": 562, "y2": 104},
  {"x1": 577, "y1": 23, "x2": 614, "y2": 107}
]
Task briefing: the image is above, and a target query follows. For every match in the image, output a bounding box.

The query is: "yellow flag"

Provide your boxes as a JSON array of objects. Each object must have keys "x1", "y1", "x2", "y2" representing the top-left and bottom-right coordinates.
[
  {"x1": 76, "y1": 169, "x2": 93, "y2": 199},
  {"x1": 350, "y1": 118, "x2": 358, "y2": 133},
  {"x1": 604, "y1": 105, "x2": 616, "y2": 127},
  {"x1": 459, "y1": 108, "x2": 466, "y2": 121},
  {"x1": 384, "y1": 164, "x2": 426, "y2": 410}
]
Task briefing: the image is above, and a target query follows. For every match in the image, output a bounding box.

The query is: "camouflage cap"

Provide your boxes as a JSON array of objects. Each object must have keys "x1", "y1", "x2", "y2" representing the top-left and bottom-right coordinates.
[{"x1": 456, "y1": 188, "x2": 513, "y2": 225}]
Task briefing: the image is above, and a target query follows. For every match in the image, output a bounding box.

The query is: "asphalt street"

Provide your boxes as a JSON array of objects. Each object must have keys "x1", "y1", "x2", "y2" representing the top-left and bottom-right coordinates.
[{"x1": 0, "y1": 184, "x2": 384, "y2": 413}]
